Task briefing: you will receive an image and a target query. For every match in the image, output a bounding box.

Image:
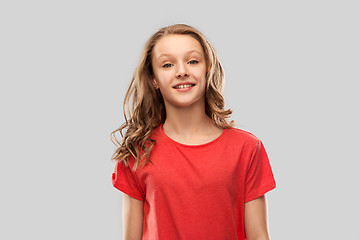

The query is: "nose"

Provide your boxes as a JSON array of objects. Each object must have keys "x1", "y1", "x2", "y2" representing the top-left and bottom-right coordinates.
[{"x1": 176, "y1": 63, "x2": 189, "y2": 78}]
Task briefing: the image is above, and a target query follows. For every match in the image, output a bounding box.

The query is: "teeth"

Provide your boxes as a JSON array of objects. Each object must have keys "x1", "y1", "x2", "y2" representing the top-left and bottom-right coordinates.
[{"x1": 174, "y1": 84, "x2": 193, "y2": 89}]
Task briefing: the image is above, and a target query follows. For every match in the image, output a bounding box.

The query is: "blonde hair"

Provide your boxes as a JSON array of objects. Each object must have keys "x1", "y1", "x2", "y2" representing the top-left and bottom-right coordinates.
[{"x1": 110, "y1": 23, "x2": 235, "y2": 171}]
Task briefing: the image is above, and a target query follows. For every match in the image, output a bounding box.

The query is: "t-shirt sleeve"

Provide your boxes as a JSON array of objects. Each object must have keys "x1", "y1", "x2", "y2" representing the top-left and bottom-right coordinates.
[
  {"x1": 111, "y1": 159, "x2": 145, "y2": 201},
  {"x1": 244, "y1": 139, "x2": 276, "y2": 203}
]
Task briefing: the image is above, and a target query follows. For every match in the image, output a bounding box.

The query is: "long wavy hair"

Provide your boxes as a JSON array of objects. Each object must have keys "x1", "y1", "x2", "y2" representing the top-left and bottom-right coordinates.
[{"x1": 110, "y1": 23, "x2": 236, "y2": 171}]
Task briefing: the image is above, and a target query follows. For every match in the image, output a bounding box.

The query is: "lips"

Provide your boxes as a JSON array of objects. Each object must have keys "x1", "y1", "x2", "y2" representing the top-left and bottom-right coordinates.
[{"x1": 172, "y1": 82, "x2": 196, "y2": 88}]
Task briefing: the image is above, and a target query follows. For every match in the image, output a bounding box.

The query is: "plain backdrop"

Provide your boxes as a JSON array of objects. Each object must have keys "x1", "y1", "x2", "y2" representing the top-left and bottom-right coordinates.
[{"x1": 1, "y1": 0, "x2": 359, "y2": 239}]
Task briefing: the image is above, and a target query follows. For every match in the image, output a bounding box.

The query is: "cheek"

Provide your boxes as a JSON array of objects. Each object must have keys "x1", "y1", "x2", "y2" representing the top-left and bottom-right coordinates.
[
  {"x1": 156, "y1": 72, "x2": 172, "y2": 84},
  {"x1": 195, "y1": 67, "x2": 207, "y2": 82}
]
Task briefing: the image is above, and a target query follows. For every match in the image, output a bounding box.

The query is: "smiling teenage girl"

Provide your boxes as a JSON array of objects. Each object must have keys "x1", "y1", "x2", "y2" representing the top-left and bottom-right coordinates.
[{"x1": 111, "y1": 24, "x2": 276, "y2": 240}]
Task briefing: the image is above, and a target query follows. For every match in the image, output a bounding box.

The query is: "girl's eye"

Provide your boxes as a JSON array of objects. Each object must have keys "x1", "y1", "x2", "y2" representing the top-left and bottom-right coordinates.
[
  {"x1": 188, "y1": 60, "x2": 198, "y2": 64},
  {"x1": 162, "y1": 63, "x2": 173, "y2": 68}
]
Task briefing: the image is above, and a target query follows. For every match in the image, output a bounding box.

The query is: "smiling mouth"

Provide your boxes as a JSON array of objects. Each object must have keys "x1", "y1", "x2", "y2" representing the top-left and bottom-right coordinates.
[{"x1": 173, "y1": 84, "x2": 196, "y2": 89}]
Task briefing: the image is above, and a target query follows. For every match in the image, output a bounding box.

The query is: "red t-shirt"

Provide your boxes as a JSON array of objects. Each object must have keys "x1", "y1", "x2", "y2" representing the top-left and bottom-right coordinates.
[{"x1": 112, "y1": 124, "x2": 276, "y2": 240}]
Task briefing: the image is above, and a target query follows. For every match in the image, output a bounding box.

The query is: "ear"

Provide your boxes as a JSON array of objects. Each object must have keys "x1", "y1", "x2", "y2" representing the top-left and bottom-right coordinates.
[{"x1": 152, "y1": 79, "x2": 159, "y2": 89}]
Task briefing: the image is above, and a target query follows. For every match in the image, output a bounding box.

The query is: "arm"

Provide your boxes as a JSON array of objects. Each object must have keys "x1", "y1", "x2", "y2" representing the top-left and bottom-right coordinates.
[
  {"x1": 244, "y1": 195, "x2": 271, "y2": 240},
  {"x1": 122, "y1": 193, "x2": 144, "y2": 240}
]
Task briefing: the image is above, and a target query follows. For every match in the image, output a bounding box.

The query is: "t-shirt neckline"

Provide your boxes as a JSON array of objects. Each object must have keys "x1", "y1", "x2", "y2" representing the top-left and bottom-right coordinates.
[{"x1": 159, "y1": 123, "x2": 227, "y2": 148}]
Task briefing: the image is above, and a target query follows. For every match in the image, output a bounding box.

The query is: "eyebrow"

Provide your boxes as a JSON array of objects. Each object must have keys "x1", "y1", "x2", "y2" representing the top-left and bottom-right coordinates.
[{"x1": 157, "y1": 50, "x2": 203, "y2": 60}]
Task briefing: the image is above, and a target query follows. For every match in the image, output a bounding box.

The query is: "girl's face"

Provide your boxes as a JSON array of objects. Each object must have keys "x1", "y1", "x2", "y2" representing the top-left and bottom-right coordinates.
[{"x1": 151, "y1": 34, "x2": 207, "y2": 110}]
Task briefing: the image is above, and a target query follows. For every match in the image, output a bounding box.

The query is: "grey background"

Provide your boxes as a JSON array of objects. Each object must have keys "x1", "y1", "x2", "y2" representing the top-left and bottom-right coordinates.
[{"x1": 1, "y1": 0, "x2": 359, "y2": 239}]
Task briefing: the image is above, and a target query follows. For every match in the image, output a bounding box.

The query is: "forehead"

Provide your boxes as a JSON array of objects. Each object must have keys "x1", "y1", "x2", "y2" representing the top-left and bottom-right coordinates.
[{"x1": 152, "y1": 34, "x2": 204, "y2": 60}]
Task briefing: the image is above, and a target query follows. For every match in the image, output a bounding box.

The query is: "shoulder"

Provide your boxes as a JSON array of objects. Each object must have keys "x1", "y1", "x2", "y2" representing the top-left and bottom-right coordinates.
[
  {"x1": 149, "y1": 124, "x2": 162, "y2": 140},
  {"x1": 225, "y1": 127, "x2": 261, "y2": 147}
]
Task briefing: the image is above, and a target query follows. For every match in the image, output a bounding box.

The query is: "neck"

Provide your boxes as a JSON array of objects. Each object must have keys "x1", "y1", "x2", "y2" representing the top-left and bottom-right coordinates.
[{"x1": 162, "y1": 100, "x2": 216, "y2": 137}]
